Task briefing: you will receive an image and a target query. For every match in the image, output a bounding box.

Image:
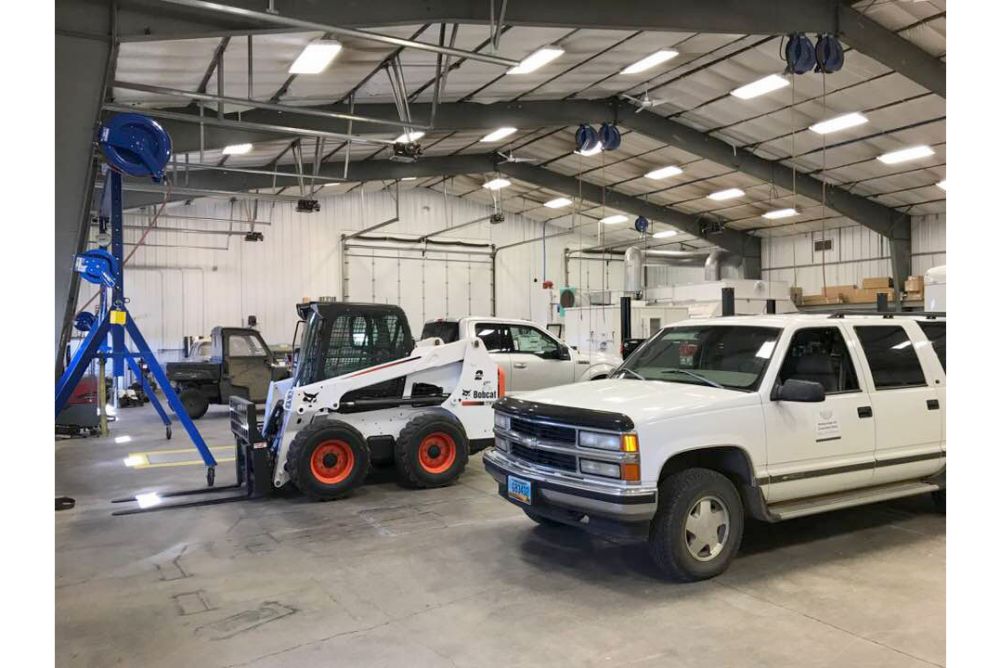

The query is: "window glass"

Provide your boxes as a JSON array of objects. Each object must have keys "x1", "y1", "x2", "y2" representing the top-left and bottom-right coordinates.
[
  {"x1": 618, "y1": 325, "x2": 781, "y2": 391},
  {"x1": 228, "y1": 333, "x2": 267, "y2": 357},
  {"x1": 509, "y1": 325, "x2": 559, "y2": 356},
  {"x1": 854, "y1": 326, "x2": 927, "y2": 389},
  {"x1": 421, "y1": 321, "x2": 460, "y2": 343},
  {"x1": 475, "y1": 324, "x2": 512, "y2": 352},
  {"x1": 917, "y1": 321, "x2": 946, "y2": 371},
  {"x1": 778, "y1": 327, "x2": 859, "y2": 393}
]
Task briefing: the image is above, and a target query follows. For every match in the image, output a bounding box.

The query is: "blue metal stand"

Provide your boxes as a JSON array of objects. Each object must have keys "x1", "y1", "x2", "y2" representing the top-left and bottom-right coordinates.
[{"x1": 55, "y1": 115, "x2": 217, "y2": 481}]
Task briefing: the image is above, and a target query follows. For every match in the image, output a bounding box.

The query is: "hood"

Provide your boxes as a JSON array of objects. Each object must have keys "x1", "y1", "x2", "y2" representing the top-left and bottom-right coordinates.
[
  {"x1": 516, "y1": 378, "x2": 758, "y2": 425},
  {"x1": 574, "y1": 349, "x2": 623, "y2": 367}
]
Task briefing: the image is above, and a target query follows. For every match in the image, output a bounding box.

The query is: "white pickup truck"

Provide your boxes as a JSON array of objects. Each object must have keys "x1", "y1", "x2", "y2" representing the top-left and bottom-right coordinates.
[
  {"x1": 421, "y1": 317, "x2": 621, "y2": 393},
  {"x1": 484, "y1": 313, "x2": 946, "y2": 581}
]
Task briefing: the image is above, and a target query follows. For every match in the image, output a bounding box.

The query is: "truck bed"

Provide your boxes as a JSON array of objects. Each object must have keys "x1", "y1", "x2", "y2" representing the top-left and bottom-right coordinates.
[{"x1": 165, "y1": 362, "x2": 222, "y2": 382}]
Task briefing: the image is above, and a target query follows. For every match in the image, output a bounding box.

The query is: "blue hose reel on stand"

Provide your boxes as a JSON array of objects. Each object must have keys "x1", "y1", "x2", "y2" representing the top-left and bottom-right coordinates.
[{"x1": 98, "y1": 113, "x2": 172, "y2": 181}]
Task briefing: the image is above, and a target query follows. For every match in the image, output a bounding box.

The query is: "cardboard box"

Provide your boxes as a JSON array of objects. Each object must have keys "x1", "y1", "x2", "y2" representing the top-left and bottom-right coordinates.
[
  {"x1": 802, "y1": 293, "x2": 843, "y2": 305},
  {"x1": 905, "y1": 276, "x2": 924, "y2": 293},
  {"x1": 789, "y1": 287, "x2": 803, "y2": 305},
  {"x1": 823, "y1": 285, "x2": 855, "y2": 299},
  {"x1": 850, "y1": 287, "x2": 896, "y2": 303},
  {"x1": 862, "y1": 276, "x2": 893, "y2": 290}
]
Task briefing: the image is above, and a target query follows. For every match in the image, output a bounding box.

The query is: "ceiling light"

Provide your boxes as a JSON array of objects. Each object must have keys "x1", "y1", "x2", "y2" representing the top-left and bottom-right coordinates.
[
  {"x1": 508, "y1": 46, "x2": 565, "y2": 74},
  {"x1": 937, "y1": 179, "x2": 946, "y2": 191},
  {"x1": 544, "y1": 197, "x2": 572, "y2": 209},
  {"x1": 621, "y1": 49, "x2": 679, "y2": 75},
  {"x1": 809, "y1": 112, "x2": 868, "y2": 135},
  {"x1": 483, "y1": 178, "x2": 512, "y2": 190},
  {"x1": 762, "y1": 208, "x2": 799, "y2": 220},
  {"x1": 877, "y1": 145, "x2": 934, "y2": 165},
  {"x1": 600, "y1": 214, "x2": 629, "y2": 224},
  {"x1": 730, "y1": 74, "x2": 789, "y2": 100},
  {"x1": 653, "y1": 230, "x2": 678, "y2": 239},
  {"x1": 575, "y1": 141, "x2": 603, "y2": 157},
  {"x1": 480, "y1": 127, "x2": 518, "y2": 143},
  {"x1": 645, "y1": 165, "x2": 683, "y2": 180},
  {"x1": 400, "y1": 177, "x2": 417, "y2": 181},
  {"x1": 222, "y1": 143, "x2": 253, "y2": 155},
  {"x1": 708, "y1": 188, "x2": 745, "y2": 201},
  {"x1": 394, "y1": 131, "x2": 425, "y2": 143},
  {"x1": 289, "y1": 39, "x2": 343, "y2": 74}
]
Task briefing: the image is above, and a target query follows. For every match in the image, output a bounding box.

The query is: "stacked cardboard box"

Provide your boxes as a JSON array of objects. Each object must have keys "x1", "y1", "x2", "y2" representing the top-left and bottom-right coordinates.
[
  {"x1": 904, "y1": 275, "x2": 924, "y2": 296},
  {"x1": 850, "y1": 287, "x2": 896, "y2": 303},
  {"x1": 861, "y1": 277, "x2": 893, "y2": 290}
]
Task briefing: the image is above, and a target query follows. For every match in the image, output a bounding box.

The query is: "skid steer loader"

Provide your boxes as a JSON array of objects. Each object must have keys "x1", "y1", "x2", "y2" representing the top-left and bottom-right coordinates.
[{"x1": 112, "y1": 301, "x2": 502, "y2": 514}]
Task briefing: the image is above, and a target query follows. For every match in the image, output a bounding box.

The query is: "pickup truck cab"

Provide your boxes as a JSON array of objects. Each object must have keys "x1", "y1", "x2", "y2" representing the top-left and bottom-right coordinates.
[
  {"x1": 484, "y1": 313, "x2": 946, "y2": 581},
  {"x1": 421, "y1": 317, "x2": 621, "y2": 393}
]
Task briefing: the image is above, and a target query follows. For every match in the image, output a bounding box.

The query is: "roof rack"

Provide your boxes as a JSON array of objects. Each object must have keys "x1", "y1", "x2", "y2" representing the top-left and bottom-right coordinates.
[{"x1": 825, "y1": 310, "x2": 945, "y2": 320}]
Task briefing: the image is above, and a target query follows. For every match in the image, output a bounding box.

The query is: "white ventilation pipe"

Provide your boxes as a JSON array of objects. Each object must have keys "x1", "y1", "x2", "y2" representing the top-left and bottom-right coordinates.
[{"x1": 624, "y1": 246, "x2": 738, "y2": 294}]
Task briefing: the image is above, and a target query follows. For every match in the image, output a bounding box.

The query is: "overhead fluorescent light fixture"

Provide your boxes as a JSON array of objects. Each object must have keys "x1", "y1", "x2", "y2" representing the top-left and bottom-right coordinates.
[
  {"x1": 289, "y1": 39, "x2": 343, "y2": 74},
  {"x1": 731, "y1": 74, "x2": 789, "y2": 100},
  {"x1": 480, "y1": 127, "x2": 518, "y2": 143},
  {"x1": 878, "y1": 145, "x2": 934, "y2": 165},
  {"x1": 600, "y1": 214, "x2": 629, "y2": 224},
  {"x1": 544, "y1": 197, "x2": 573, "y2": 209},
  {"x1": 621, "y1": 49, "x2": 679, "y2": 75},
  {"x1": 400, "y1": 177, "x2": 417, "y2": 181},
  {"x1": 483, "y1": 178, "x2": 512, "y2": 190},
  {"x1": 809, "y1": 112, "x2": 868, "y2": 135},
  {"x1": 509, "y1": 46, "x2": 565, "y2": 74},
  {"x1": 762, "y1": 208, "x2": 799, "y2": 220},
  {"x1": 653, "y1": 230, "x2": 678, "y2": 239},
  {"x1": 645, "y1": 165, "x2": 683, "y2": 180},
  {"x1": 222, "y1": 143, "x2": 253, "y2": 155},
  {"x1": 394, "y1": 131, "x2": 425, "y2": 143},
  {"x1": 937, "y1": 179, "x2": 946, "y2": 191},
  {"x1": 708, "y1": 188, "x2": 745, "y2": 201},
  {"x1": 575, "y1": 141, "x2": 603, "y2": 157}
]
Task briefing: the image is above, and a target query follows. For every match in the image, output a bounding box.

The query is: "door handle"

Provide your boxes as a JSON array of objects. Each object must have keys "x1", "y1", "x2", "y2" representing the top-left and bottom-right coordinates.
[
  {"x1": 513, "y1": 362, "x2": 527, "y2": 369},
  {"x1": 857, "y1": 406, "x2": 873, "y2": 418},
  {"x1": 926, "y1": 399, "x2": 940, "y2": 410}
]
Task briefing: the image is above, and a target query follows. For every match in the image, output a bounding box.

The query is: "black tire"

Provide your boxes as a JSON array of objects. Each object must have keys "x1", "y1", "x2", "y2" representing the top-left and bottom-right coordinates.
[
  {"x1": 648, "y1": 468, "x2": 745, "y2": 582},
  {"x1": 179, "y1": 387, "x2": 209, "y2": 420},
  {"x1": 394, "y1": 411, "x2": 469, "y2": 488},
  {"x1": 932, "y1": 489, "x2": 946, "y2": 513},
  {"x1": 523, "y1": 508, "x2": 566, "y2": 528},
  {"x1": 286, "y1": 420, "x2": 370, "y2": 500}
]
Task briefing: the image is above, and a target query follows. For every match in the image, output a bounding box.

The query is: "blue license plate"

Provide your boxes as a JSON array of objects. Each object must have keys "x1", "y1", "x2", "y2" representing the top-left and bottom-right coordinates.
[{"x1": 507, "y1": 475, "x2": 532, "y2": 505}]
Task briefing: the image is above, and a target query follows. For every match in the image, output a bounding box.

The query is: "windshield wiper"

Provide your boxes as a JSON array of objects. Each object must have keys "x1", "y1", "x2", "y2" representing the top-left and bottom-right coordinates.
[
  {"x1": 615, "y1": 367, "x2": 647, "y2": 381},
  {"x1": 662, "y1": 368, "x2": 724, "y2": 389}
]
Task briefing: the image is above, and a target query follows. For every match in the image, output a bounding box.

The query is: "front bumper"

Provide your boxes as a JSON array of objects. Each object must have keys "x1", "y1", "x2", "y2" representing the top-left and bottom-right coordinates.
[{"x1": 483, "y1": 448, "x2": 658, "y2": 523}]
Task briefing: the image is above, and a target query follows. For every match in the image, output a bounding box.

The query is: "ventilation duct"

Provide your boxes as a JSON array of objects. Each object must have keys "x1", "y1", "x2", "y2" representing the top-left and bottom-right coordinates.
[{"x1": 624, "y1": 247, "x2": 740, "y2": 295}]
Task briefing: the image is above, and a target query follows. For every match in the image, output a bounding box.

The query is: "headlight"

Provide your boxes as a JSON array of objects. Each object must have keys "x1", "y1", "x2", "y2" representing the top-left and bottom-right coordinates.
[
  {"x1": 578, "y1": 430, "x2": 620, "y2": 451},
  {"x1": 494, "y1": 413, "x2": 510, "y2": 430},
  {"x1": 494, "y1": 436, "x2": 509, "y2": 452},
  {"x1": 580, "y1": 459, "x2": 620, "y2": 479}
]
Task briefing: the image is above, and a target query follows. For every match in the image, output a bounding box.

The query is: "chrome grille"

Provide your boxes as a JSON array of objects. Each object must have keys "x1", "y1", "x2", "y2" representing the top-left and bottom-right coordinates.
[
  {"x1": 510, "y1": 443, "x2": 576, "y2": 472},
  {"x1": 509, "y1": 417, "x2": 575, "y2": 444}
]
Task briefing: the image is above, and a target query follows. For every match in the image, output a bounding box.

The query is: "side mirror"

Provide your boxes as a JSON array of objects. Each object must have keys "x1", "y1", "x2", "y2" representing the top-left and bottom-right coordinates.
[
  {"x1": 772, "y1": 379, "x2": 825, "y2": 403},
  {"x1": 558, "y1": 344, "x2": 572, "y2": 361}
]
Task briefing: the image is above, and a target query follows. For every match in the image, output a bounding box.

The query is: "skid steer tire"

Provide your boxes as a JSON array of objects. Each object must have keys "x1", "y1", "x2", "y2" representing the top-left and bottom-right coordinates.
[
  {"x1": 179, "y1": 388, "x2": 209, "y2": 420},
  {"x1": 394, "y1": 412, "x2": 469, "y2": 489},
  {"x1": 286, "y1": 420, "x2": 370, "y2": 501}
]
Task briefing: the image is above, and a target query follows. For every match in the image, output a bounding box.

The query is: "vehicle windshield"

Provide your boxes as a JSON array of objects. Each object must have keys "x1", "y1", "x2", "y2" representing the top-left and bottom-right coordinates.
[{"x1": 614, "y1": 325, "x2": 781, "y2": 391}]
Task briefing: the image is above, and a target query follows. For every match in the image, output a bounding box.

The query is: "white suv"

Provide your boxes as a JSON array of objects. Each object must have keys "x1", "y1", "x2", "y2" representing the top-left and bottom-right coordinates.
[
  {"x1": 421, "y1": 317, "x2": 621, "y2": 394},
  {"x1": 484, "y1": 313, "x2": 946, "y2": 581}
]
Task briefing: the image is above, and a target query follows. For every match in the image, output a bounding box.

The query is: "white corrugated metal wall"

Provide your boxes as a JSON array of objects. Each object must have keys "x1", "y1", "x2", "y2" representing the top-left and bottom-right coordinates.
[
  {"x1": 80, "y1": 188, "x2": 595, "y2": 362},
  {"x1": 761, "y1": 214, "x2": 946, "y2": 294}
]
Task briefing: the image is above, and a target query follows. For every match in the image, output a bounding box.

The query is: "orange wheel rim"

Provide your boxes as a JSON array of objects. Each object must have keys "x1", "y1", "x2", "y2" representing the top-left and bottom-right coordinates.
[
  {"x1": 417, "y1": 432, "x2": 457, "y2": 474},
  {"x1": 310, "y1": 440, "x2": 354, "y2": 484}
]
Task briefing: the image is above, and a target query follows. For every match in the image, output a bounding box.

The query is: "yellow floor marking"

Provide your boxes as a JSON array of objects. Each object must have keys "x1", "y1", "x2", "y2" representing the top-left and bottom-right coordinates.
[
  {"x1": 124, "y1": 445, "x2": 236, "y2": 470},
  {"x1": 135, "y1": 457, "x2": 236, "y2": 469}
]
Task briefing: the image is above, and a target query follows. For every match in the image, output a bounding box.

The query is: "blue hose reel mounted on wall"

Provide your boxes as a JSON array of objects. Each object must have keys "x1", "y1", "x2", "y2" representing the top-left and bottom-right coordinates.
[{"x1": 98, "y1": 113, "x2": 173, "y2": 182}]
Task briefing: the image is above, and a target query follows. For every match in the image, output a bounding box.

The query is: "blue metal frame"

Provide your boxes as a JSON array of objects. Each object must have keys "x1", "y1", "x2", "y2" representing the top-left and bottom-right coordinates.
[{"x1": 55, "y1": 129, "x2": 217, "y2": 471}]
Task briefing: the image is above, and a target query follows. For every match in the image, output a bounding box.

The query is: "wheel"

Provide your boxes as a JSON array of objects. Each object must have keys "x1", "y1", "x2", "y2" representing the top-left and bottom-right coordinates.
[
  {"x1": 394, "y1": 411, "x2": 469, "y2": 488},
  {"x1": 179, "y1": 387, "x2": 209, "y2": 419},
  {"x1": 932, "y1": 489, "x2": 946, "y2": 513},
  {"x1": 286, "y1": 420, "x2": 370, "y2": 500},
  {"x1": 523, "y1": 508, "x2": 566, "y2": 528},
  {"x1": 647, "y1": 468, "x2": 744, "y2": 582}
]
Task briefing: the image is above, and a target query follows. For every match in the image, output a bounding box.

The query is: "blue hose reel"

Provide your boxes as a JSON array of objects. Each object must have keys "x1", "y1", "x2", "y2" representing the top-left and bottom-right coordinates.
[
  {"x1": 634, "y1": 216, "x2": 649, "y2": 234},
  {"x1": 98, "y1": 113, "x2": 172, "y2": 182},
  {"x1": 576, "y1": 123, "x2": 622, "y2": 154},
  {"x1": 814, "y1": 34, "x2": 845, "y2": 73},
  {"x1": 74, "y1": 311, "x2": 97, "y2": 332},
  {"x1": 74, "y1": 249, "x2": 118, "y2": 288},
  {"x1": 784, "y1": 33, "x2": 844, "y2": 76}
]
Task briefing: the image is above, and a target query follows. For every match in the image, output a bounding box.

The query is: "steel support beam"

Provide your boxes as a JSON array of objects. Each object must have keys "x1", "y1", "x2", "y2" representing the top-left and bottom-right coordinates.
[{"x1": 55, "y1": 0, "x2": 116, "y2": 372}]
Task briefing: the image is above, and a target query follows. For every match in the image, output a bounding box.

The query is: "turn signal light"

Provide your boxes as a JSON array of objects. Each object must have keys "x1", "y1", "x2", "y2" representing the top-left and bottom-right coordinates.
[
  {"x1": 621, "y1": 433, "x2": 639, "y2": 452},
  {"x1": 622, "y1": 463, "x2": 641, "y2": 481}
]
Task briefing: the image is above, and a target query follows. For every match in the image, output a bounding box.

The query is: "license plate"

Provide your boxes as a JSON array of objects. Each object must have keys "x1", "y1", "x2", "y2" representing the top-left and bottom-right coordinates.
[{"x1": 507, "y1": 475, "x2": 532, "y2": 505}]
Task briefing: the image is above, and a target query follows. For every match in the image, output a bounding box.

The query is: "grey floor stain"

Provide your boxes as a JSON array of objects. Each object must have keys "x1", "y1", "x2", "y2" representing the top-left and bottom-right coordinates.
[{"x1": 196, "y1": 601, "x2": 297, "y2": 641}]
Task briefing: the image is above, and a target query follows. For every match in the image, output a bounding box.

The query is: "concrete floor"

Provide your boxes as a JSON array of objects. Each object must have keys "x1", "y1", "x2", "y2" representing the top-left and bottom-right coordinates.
[{"x1": 56, "y1": 404, "x2": 945, "y2": 668}]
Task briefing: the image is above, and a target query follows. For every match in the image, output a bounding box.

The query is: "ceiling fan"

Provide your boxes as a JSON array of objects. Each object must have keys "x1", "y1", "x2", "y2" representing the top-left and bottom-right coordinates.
[
  {"x1": 621, "y1": 88, "x2": 667, "y2": 114},
  {"x1": 496, "y1": 150, "x2": 540, "y2": 164}
]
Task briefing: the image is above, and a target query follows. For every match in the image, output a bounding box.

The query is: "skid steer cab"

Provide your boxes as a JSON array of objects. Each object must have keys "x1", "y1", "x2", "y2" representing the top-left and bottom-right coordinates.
[{"x1": 230, "y1": 301, "x2": 503, "y2": 501}]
